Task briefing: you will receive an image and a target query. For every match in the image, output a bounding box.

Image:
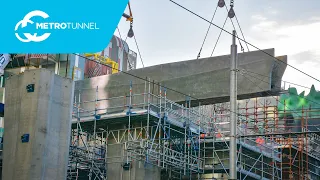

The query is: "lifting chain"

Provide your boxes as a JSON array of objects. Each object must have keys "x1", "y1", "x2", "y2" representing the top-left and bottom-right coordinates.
[{"x1": 230, "y1": 0, "x2": 234, "y2": 7}]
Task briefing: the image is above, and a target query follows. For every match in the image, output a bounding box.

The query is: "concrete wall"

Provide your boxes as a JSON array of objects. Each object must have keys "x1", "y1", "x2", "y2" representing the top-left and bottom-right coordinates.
[
  {"x1": 2, "y1": 69, "x2": 74, "y2": 180},
  {"x1": 107, "y1": 144, "x2": 161, "y2": 180}
]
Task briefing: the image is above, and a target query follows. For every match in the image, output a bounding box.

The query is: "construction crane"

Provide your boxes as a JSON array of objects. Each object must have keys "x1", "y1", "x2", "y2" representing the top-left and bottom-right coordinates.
[
  {"x1": 122, "y1": 2, "x2": 133, "y2": 22},
  {"x1": 122, "y1": 2, "x2": 134, "y2": 38}
]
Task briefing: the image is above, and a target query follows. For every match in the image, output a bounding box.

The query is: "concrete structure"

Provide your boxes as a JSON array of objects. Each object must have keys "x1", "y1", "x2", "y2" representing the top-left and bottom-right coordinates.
[
  {"x1": 2, "y1": 69, "x2": 74, "y2": 180},
  {"x1": 107, "y1": 144, "x2": 161, "y2": 180},
  {"x1": 71, "y1": 79, "x2": 283, "y2": 180},
  {"x1": 75, "y1": 48, "x2": 287, "y2": 116},
  {"x1": 0, "y1": 47, "x2": 318, "y2": 179},
  {"x1": 69, "y1": 48, "x2": 288, "y2": 180}
]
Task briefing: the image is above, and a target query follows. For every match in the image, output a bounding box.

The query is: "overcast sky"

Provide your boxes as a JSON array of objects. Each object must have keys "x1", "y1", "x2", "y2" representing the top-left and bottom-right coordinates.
[{"x1": 116, "y1": 0, "x2": 320, "y2": 94}]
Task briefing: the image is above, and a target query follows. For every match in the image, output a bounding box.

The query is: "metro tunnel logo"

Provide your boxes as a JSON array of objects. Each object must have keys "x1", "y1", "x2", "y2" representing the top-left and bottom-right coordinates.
[{"x1": 14, "y1": 10, "x2": 100, "y2": 43}]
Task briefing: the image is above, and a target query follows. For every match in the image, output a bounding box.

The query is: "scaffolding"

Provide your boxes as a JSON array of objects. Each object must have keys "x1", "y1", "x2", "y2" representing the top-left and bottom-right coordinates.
[
  {"x1": 67, "y1": 80, "x2": 288, "y2": 180},
  {"x1": 68, "y1": 81, "x2": 209, "y2": 179},
  {"x1": 205, "y1": 96, "x2": 320, "y2": 179},
  {"x1": 196, "y1": 99, "x2": 282, "y2": 180},
  {"x1": 68, "y1": 87, "x2": 107, "y2": 180},
  {"x1": 276, "y1": 99, "x2": 320, "y2": 180}
]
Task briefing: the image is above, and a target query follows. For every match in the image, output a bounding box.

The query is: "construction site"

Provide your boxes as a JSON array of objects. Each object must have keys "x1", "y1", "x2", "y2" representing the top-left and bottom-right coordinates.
[{"x1": 1, "y1": 1, "x2": 320, "y2": 180}]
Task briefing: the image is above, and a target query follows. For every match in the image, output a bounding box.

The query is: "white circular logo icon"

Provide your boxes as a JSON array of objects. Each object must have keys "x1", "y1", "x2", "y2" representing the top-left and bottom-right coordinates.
[{"x1": 15, "y1": 10, "x2": 51, "y2": 42}]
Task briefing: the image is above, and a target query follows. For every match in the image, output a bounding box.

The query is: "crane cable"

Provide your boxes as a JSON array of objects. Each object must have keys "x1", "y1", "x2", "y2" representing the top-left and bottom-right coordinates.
[
  {"x1": 224, "y1": 2, "x2": 245, "y2": 53},
  {"x1": 198, "y1": 0, "x2": 248, "y2": 57},
  {"x1": 169, "y1": 0, "x2": 320, "y2": 83},
  {"x1": 197, "y1": 5, "x2": 219, "y2": 59},
  {"x1": 210, "y1": 16, "x2": 228, "y2": 56},
  {"x1": 133, "y1": 35, "x2": 145, "y2": 68},
  {"x1": 234, "y1": 14, "x2": 249, "y2": 52},
  {"x1": 127, "y1": 1, "x2": 145, "y2": 68},
  {"x1": 122, "y1": 1, "x2": 145, "y2": 68},
  {"x1": 116, "y1": 27, "x2": 134, "y2": 70},
  {"x1": 210, "y1": 0, "x2": 245, "y2": 56}
]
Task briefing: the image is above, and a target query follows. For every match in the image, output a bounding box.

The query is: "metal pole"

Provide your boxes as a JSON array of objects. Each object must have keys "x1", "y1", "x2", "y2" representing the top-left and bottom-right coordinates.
[
  {"x1": 127, "y1": 81, "x2": 132, "y2": 164},
  {"x1": 183, "y1": 103, "x2": 187, "y2": 175},
  {"x1": 89, "y1": 86, "x2": 98, "y2": 180},
  {"x1": 163, "y1": 87, "x2": 166, "y2": 168},
  {"x1": 143, "y1": 77, "x2": 147, "y2": 109},
  {"x1": 147, "y1": 78, "x2": 151, "y2": 140},
  {"x1": 57, "y1": 54, "x2": 60, "y2": 75},
  {"x1": 158, "y1": 83, "x2": 162, "y2": 167},
  {"x1": 198, "y1": 103, "x2": 201, "y2": 176},
  {"x1": 65, "y1": 54, "x2": 69, "y2": 78},
  {"x1": 75, "y1": 91, "x2": 81, "y2": 180},
  {"x1": 229, "y1": 30, "x2": 238, "y2": 180}
]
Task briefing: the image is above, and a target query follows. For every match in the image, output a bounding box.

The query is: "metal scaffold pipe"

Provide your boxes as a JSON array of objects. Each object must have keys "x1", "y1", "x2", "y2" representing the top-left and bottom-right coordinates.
[{"x1": 229, "y1": 30, "x2": 238, "y2": 180}]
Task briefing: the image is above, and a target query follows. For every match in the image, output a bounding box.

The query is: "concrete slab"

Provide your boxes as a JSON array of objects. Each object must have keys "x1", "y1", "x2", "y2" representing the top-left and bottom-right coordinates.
[{"x1": 75, "y1": 48, "x2": 287, "y2": 116}]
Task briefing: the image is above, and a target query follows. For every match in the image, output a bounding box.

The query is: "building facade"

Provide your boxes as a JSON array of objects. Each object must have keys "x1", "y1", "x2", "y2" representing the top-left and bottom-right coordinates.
[{"x1": 84, "y1": 35, "x2": 137, "y2": 78}]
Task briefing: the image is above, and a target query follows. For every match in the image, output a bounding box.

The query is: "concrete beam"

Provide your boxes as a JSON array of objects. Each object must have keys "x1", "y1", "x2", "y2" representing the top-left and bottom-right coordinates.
[{"x1": 75, "y1": 48, "x2": 287, "y2": 115}]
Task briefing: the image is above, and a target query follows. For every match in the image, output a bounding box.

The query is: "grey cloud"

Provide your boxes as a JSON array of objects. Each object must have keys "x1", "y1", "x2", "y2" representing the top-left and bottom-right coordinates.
[
  {"x1": 248, "y1": 31, "x2": 289, "y2": 41},
  {"x1": 290, "y1": 51, "x2": 320, "y2": 65}
]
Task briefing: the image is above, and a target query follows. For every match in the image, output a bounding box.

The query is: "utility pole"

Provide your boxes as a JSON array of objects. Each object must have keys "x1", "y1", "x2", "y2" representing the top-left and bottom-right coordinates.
[{"x1": 229, "y1": 30, "x2": 238, "y2": 180}]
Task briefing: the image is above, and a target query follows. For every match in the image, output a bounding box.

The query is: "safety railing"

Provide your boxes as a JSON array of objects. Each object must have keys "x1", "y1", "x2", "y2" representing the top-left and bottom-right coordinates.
[
  {"x1": 73, "y1": 92, "x2": 214, "y2": 131},
  {"x1": 125, "y1": 140, "x2": 204, "y2": 174}
]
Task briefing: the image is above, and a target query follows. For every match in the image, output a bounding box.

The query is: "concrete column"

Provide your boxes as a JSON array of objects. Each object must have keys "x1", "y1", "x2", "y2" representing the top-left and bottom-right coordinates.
[
  {"x1": 106, "y1": 143, "x2": 161, "y2": 180},
  {"x1": 2, "y1": 68, "x2": 74, "y2": 180}
]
